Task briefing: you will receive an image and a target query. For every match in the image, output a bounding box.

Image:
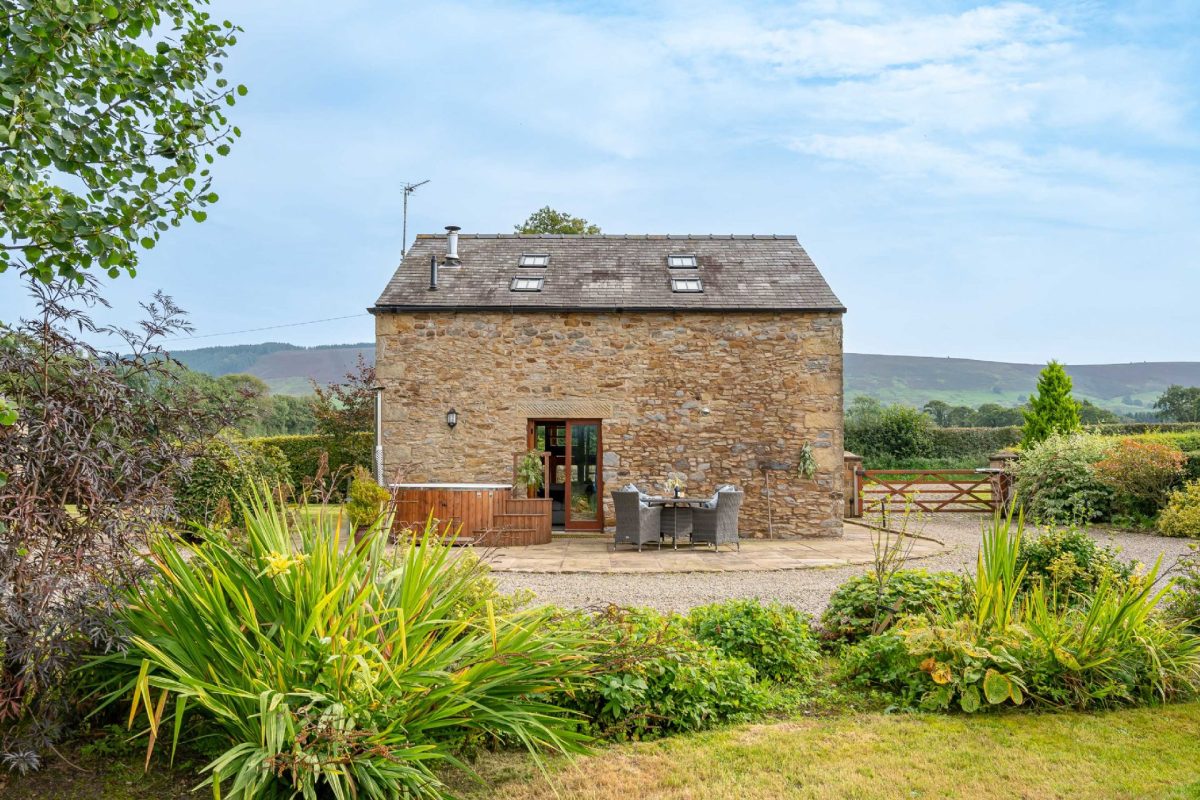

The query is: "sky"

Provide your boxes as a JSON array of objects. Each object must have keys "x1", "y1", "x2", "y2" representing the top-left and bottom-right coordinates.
[{"x1": 2, "y1": 0, "x2": 1198, "y2": 363}]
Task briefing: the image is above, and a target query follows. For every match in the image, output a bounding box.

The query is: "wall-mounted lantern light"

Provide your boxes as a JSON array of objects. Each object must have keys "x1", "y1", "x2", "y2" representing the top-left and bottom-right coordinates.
[{"x1": 446, "y1": 408, "x2": 458, "y2": 429}]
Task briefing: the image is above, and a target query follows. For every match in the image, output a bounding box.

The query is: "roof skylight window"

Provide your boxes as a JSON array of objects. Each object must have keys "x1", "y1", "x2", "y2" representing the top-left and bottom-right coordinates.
[
  {"x1": 510, "y1": 276, "x2": 544, "y2": 292},
  {"x1": 667, "y1": 254, "x2": 697, "y2": 268},
  {"x1": 671, "y1": 277, "x2": 703, "y2": 293},
  {"x1": 519, "y1": 254, "x2": 550, "y2": 267}
]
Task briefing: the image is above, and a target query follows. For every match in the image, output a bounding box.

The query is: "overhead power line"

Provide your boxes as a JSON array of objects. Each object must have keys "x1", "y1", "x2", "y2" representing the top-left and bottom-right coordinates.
[{"x1": 167, "y1": 313, "x2": 371, "y2": 342}]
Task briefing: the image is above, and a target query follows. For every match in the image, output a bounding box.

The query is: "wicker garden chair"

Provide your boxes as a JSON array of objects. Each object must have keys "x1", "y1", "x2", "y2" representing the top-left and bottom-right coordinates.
[
  {"x1": 690, "y1": 490, "x2": 743, "y2": 551},
  {"x1": 612, "y1": 490, "x2": 662, "y2": 551}
]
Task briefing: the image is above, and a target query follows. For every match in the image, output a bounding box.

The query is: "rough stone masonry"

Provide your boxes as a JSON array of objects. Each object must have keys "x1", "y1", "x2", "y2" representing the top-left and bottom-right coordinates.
[{"x1": 375, "y1": 308, "x2": 844, "y2": 537}]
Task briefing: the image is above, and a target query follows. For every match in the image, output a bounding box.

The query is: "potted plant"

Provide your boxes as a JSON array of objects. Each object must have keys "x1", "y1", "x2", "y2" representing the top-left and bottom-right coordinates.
[
  {"x1": 517, "y1": 450, "x2": 545, "y2": 497},
  {"x1": 346, "y1": 466, "x2": 391, "y2": 545}
]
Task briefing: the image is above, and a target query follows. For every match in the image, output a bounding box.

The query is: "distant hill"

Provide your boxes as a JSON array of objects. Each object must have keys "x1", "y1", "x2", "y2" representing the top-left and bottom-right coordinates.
[
  {"x1": 172, "y1": 342, "x2": 375, "y2": 395},
  {"x1": 171, "y1": 342, "x2": 1200, "y2": 413},
  {"x1": 844, "y1": 354, "x2": 1200, "y2": 415}
]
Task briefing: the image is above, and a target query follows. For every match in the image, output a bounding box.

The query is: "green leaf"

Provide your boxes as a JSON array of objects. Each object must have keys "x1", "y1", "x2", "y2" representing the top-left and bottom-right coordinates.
[
  {"x1": 1053, "y1": 647, "x2": 1082, "y2": 671},
  {"x1": 140, "y1": 237, "x2": 155, "y2": 249},
  {"x1": 959, "y1": 684, "x2": 981, "y2": 713},
  {"x1": 191, "y1": 210, "x2": 207, "y2": 223},
  {"x1": 983, "y1": 669, "x2": 1010, "y2": 705},
  {"x1": 237, "y1": 84, "x2": 248, "y2": 96}
]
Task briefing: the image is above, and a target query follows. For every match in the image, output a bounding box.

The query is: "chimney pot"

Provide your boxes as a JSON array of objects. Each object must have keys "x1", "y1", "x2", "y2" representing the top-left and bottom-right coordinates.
[
  {"x1": 428, "y1": 254, "x2": 438, "y2": 290},
  {"x1": 445, "y1": 225, "x2": 460, "y2": 264}
]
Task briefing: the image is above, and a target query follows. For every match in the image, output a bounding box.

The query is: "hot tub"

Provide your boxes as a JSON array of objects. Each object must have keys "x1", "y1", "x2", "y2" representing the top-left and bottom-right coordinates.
[{"x1": 389, "y1": 483, "x2": 552, "y2": 546}]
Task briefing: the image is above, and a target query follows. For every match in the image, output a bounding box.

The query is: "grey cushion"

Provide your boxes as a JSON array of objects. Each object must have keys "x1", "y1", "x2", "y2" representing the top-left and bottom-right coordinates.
[
  {"x1": 701, "y1": 484, "x2": 739, "y2": 508},
  {"x1": 622, "y1": 483, "x2": 653, "y2": 508}
]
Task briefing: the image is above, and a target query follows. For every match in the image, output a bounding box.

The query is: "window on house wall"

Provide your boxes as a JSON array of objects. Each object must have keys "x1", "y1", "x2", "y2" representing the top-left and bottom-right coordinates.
[
  {"x1": 667, "y1": 254, "x2": 697, "y2": 268},
  {"x1": 519, "y1": 254, "x2": 550, "y2": 267},
  {"x1": 510, "y1": 276, "x2": 544, "y2": 292},
  {"x1": 671, "y1": 277, "x2": 703, "y2": 292}
]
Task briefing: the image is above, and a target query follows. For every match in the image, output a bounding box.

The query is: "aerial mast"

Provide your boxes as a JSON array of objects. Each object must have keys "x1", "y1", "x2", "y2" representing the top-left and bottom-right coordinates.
[{"x1": 401, "y1": 179, "x2": 430, "y2": 257}]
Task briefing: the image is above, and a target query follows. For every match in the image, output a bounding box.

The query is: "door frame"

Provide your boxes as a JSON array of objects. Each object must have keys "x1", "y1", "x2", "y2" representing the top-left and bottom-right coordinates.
[{"x1": 527, "y1": 418, "x2": 603, "y2": 530}]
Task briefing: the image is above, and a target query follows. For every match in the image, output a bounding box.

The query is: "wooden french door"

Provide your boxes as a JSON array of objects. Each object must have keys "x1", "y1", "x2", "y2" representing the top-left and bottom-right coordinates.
[{"x1": 528, "y1": 419, "x2": 603, "y2": 530}]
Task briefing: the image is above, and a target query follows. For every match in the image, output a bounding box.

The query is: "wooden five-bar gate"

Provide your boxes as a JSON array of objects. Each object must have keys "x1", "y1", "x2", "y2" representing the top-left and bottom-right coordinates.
[{"x1": 852, "y1": 469, "x2": 1006, "y2": 515}]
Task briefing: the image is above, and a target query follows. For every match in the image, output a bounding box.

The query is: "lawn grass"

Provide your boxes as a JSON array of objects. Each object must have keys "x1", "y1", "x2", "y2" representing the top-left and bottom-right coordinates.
[
  {"x1": 7, "y1": 704, "x2": 1200, "y2": 799},
  {"x1": 449, "y1": 703, "x2": 1200, "y2": 800}
]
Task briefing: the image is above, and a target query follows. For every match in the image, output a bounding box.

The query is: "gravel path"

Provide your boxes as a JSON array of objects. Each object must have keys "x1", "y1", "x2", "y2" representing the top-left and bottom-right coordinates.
[{"x1": 492, "y1": 515, "x2": 1196, "y2": 618}]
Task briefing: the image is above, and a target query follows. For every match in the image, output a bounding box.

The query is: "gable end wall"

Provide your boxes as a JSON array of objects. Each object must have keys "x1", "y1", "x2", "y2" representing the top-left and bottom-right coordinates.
[{"x1": 375, "y1": 310, "x2": 844, "y2": 537}]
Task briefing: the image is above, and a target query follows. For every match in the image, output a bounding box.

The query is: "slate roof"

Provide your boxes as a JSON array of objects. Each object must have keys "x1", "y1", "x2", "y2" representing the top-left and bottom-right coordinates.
[{"x1": 371, "y1": 234, "x2": 845, "y2": 313}]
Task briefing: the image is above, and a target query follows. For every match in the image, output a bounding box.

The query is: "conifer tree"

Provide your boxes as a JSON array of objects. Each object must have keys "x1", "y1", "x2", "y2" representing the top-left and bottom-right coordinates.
[{"x1": 1022, "y1": 361, "x2": 1081, "y2": 445}]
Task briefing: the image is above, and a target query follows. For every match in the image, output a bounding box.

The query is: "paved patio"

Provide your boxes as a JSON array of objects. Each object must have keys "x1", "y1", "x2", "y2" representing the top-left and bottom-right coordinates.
[{"x1": 479, "y1": 523, "x2": 948, "y2": 574}]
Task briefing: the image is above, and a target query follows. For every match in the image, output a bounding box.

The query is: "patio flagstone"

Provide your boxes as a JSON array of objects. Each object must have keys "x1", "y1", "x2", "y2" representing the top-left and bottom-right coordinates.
[{"x1": 477, "y1": 523, "x2": 946, "y2": 574}]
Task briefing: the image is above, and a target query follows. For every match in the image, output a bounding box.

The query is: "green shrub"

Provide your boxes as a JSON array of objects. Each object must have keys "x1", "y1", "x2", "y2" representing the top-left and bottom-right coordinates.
[
  {"x1": 1022, "y1": 361, "x2": 1081, "y2": 446},
  {"x1": 686, "y1": 599, "x2": 820, "y2": 683},
  {"x1": 1158, "y1": 480, "x2": 1200, "y2": 538},
  {"x1": 172, "y1": 433, "x2": 290, "y2": 528},
  {"x1": 837, "y1": 629, "x2": 928, "y2": 708},
  {"x1": 442, "y1": 549, "x2": 534, "y2": 618},
  {"x1": 1012, "y1": 433, "x2": 1113, "y2": 523},
  {"x1": 1091, "y1": 422, "x2": 1200, "y2": 437},
  {"x1": 1167, "y1": 544, "x2": 1200, "y2": 631},
  {"x1": 1093, "y1": 438, "x2": 1185, "y2": 518},
  {"x1": 1184, "y1": 452, "x2": 1200, "y2": 482},
  {"x1": 1017, "y1": 527, "x2": 1136, "y2": 602},
  {"x1": 95, "y1": 494, "x2": 590, "y2": 800},
  {"x1": 551, "y1": 606, "x2": 767, "y2": 740},
  {"x1": 841, "y1": 512, "x2": 1200, "y2": 712},
  {"x1": 345, "y1": 465, "x2": 390, "y2": 529},
  {"x1": 1130, "y1": 430, "x2": 1200, "y2": 452},
  {"x1": 245, "y1": 431, "x2": 372, "y2": 500},
  {"x1": 821, "y1": 570, "x2": 970, "y2": 645},
  {"x1": 846, "y1": 404, "x2": 933, "y2": 462}
]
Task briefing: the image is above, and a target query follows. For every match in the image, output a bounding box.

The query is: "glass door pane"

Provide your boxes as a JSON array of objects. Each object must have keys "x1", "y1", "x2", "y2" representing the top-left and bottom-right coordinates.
[{"x1": 566, "y1": 421, "x2": 600, "y2": 527}]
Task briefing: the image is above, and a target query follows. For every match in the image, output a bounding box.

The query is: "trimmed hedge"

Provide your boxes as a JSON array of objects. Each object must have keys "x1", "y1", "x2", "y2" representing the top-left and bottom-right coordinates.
[
  {"x1": 1088, "y1": 422, "x2": 1200, "y2": 436},
  {"x1": 848, "y1": 424, "x2": 1020, "y2": 469},
  {"x1": 246, "y1": 431, "x2": 373, "y2": 499},
  {"x1": 926, "y1": 427, "x2": 1021, "y2": 460},
  {"x1": 853, "y1": 423, "x2": 1200, "y2": 471}
]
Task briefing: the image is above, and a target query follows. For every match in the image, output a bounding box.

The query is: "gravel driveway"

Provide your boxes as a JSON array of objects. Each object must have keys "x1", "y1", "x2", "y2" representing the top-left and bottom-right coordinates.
[{"x1": 492, "y1": 515, "x2": 1197, "y2": 618}]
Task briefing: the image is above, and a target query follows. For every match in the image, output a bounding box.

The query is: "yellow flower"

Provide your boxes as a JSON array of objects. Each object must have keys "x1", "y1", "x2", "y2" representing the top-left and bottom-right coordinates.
[{"x1": 265, "y1": 551, "x2": 293, "y2": 578}]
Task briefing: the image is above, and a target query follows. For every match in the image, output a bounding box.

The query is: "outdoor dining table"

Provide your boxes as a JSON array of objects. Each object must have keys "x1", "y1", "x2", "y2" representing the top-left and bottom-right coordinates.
[{"x1": 645, "y1": 496, "x2": 709, "y2": 549}]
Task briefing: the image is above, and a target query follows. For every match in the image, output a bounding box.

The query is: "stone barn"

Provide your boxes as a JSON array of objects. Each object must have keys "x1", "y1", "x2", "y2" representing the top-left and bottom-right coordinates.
[{"x1": 371, "y1": 229, "x2": 846, "y2": 539}]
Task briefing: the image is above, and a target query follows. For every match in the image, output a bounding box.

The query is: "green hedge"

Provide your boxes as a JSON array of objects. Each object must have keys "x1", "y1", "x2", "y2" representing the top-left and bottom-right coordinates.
[
  {"x1": 848, "y1": 425, "x2": 1021, "y2": 469},
  {"x1": 851, "y1": 423, "x2": 1200, "y2": 471},
  {"x1": 925, "y1": 427, "x2": 1021, "y2": 460},
  {"x1": 1088, "y1": 422, "x2": 1200, "y2": 436},
  {"x1": 245, "y1": 431, "x2": 373, "y2": 500}
]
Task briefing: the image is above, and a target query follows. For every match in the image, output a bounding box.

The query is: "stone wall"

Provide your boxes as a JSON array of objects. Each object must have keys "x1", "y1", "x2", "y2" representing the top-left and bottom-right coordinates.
[{"x1": 374, "y1": 310, "x2": 844, "y2": 537}]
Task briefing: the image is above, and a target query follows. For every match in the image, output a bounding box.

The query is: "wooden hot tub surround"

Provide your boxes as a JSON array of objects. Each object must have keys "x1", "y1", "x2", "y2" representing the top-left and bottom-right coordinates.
[{"x1": 389, "y1": 483, "x2": 552, "y2": 547}]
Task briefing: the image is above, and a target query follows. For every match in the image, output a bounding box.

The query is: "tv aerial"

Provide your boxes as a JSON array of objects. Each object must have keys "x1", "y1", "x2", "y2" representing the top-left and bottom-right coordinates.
[{"x1": 401, "y1": 179, "x2": 430, "y2": 257}]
